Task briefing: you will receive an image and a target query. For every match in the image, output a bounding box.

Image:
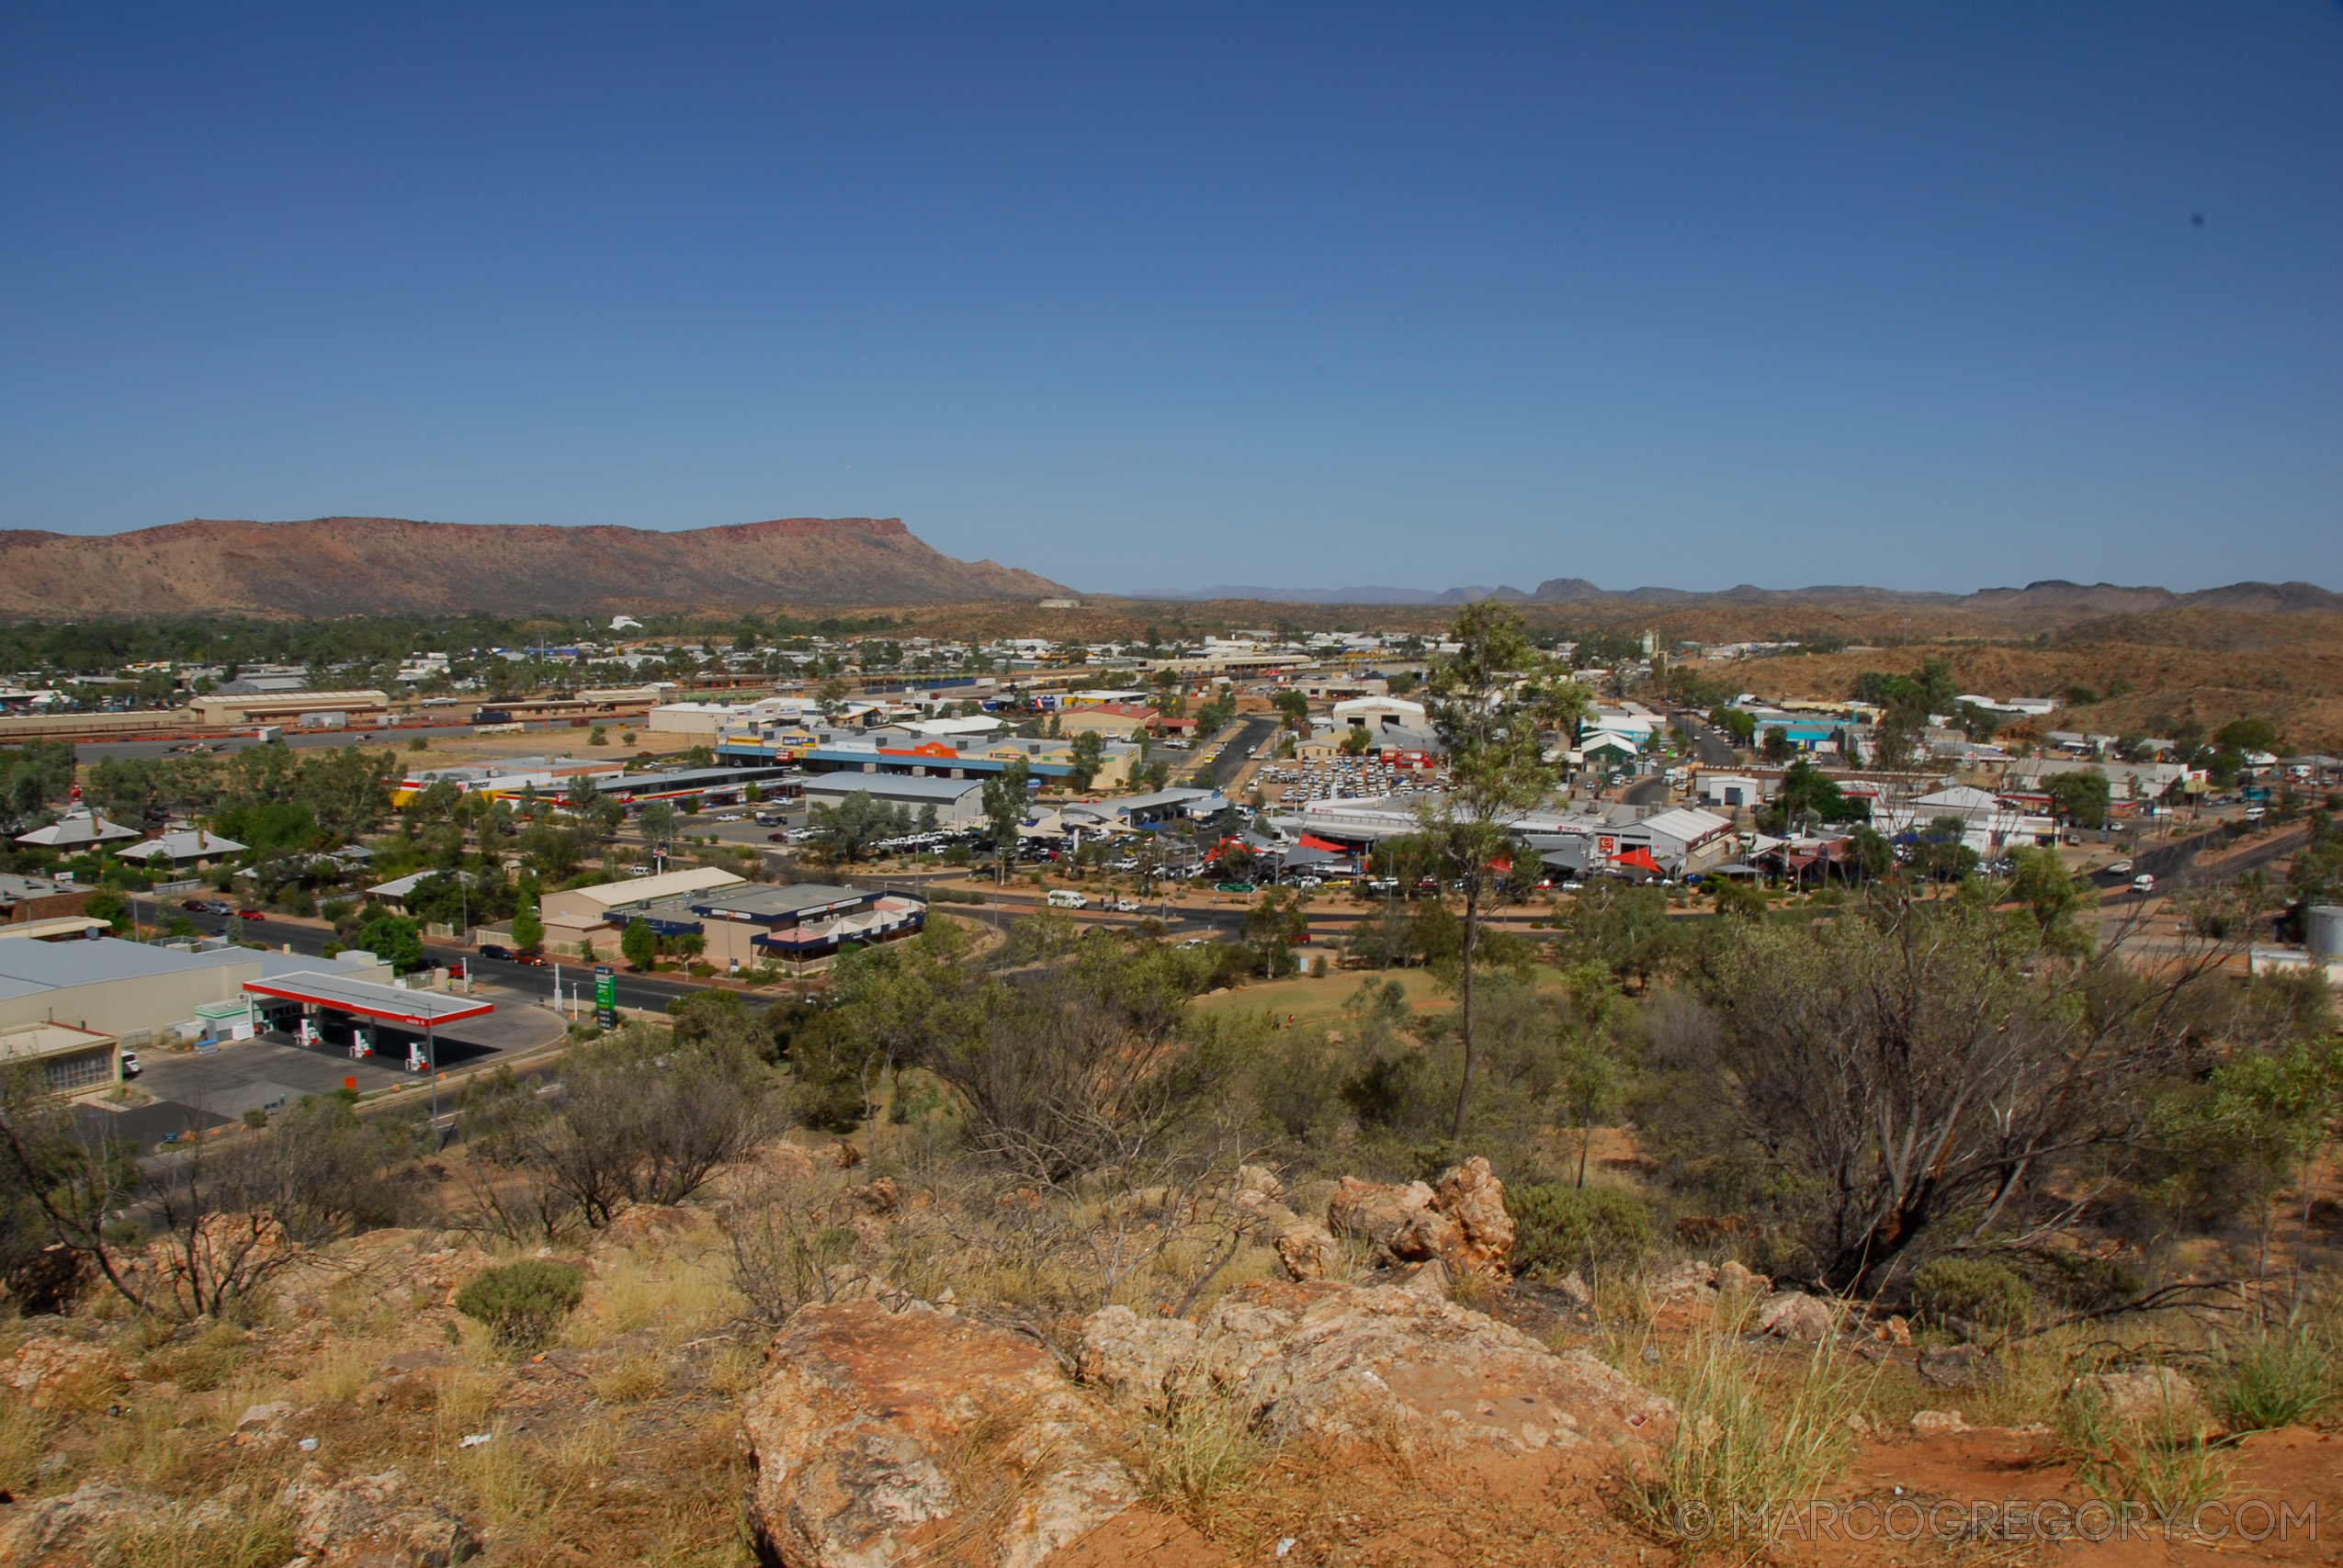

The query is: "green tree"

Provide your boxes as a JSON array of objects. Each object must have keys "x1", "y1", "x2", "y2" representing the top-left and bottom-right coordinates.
[
  {"x1": 354, "y1": 912, "x2": 425, "y2": 974},
  {"x1": 2043, "y1": 770, "x2": 2112, "y2": 829},
  {"x1": 1707, "y1": 705, "x2": 1756, "y2": 748},
  {"x1": 636, "y1": 800, "x2": 679, "y2": 856},
  {"x1": 1243, "y1": 889, "x2": 1311, "y2": 977},
  {"x1": 805, "y1": 789, "x2": 910, "y2": 863},
  {"x1": 981, "y1": 758, "x2": 1031, "y2": 886},
  {"x1": 2003, "y1": 845, "x2": 2093, "y2": 953},
  {"x1": 511, "y1": 893, "x2": 544, "y2": 953},
  {"x1": 1066, "y1": 729, "x2": 1106, "y2": 791},
  {"x1": 620, "y1": 918, "x2": 657, "y2": 972},
  {"x1": 2215, "y1": 717, "x2": 2281, "y2": 755},
  {"x1": 1416, "y1": 602, "x2": 1589, "y2": 1139}
]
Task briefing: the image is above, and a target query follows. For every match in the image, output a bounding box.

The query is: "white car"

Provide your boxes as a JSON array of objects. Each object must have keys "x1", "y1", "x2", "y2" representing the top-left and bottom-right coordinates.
[
  {"x1": 1108, "y1": 898, "x2": 1139, "y2": 913},
  {"x1": 2132, "y1": 874, "x2": 2156, "y2": 896}
]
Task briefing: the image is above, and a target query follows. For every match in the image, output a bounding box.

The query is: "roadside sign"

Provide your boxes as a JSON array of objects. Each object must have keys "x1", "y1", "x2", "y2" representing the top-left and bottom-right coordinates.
[{"x1": 594, "y1": 964, "x2": 617, "y2": 1030}]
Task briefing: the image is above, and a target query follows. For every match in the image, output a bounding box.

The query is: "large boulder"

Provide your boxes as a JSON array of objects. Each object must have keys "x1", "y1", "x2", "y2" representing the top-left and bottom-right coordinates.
[
  {"x1": 1432, "y1": 1157, "x2": 1516, "y2": 1272},
  {"x1": 742, "y1": 1300, "x2": 1139, "y2": 1568},
  {"x1": 1326, "y1": 1177, "x2": 1462, "y2": 1264},
  {"x1": 1325, "y1": 1160, "x2": 1517, "y2": 1273},
  {"x1": 1081, "y1": 1278, "x2": 1670, "y2": 1457},
  {"x1": 1272, "y1": 1221, "x2": 1343, "y2": 1282}
]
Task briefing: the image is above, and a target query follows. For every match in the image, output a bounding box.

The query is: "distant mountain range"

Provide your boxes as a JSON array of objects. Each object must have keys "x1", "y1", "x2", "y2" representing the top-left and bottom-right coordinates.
[
  {"x1": 1159, "y1": 579, "x2": 2343, "y2": 614},
  {"x1": 0, "y1": 516, "x2": 1069, "y2": 618}
]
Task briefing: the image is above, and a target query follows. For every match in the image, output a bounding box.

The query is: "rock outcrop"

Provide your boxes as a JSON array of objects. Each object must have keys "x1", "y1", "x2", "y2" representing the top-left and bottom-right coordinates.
[
  {"x1": 741, "y1": 1300, "x2": 1138, "y2": 1568},
  {"x1": 277, "y1": 1466, "x2": 476, "y2": 1566},
  {"x1": 1081, "y1": 1278, "x2": 1670, "y2": 1457},
  {"x1": 2, "y1": 1335, "x2": 117, "y2": 1409},
  {"x1": 1324, "y1": 1159, "x2": 1516, "y2": 1275},
  {"x1": 0, "y1": 1479, "x2": 175, "y2": 1563}
]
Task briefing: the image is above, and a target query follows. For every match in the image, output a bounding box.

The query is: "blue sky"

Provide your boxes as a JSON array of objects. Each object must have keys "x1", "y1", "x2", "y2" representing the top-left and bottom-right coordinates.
[{"x1": 3, "y1": 4, "x2": 2337, "y2": 595}]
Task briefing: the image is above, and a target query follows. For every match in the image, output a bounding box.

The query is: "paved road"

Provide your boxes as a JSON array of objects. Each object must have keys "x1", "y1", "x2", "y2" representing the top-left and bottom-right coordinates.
[
  {"x1": 1622, "y1": 776, "x2": 1672, "y2": 807},
  {"x1": 1675, "y1": 717, "x2": 1738, "y2": 769},
  {"x1": 1207, "y1": 716, "x2": 1282, "y2": 789}
]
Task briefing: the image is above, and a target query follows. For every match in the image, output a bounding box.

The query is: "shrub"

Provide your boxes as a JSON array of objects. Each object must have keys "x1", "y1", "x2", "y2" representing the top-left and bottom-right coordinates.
[
  {"x1": 2215, "y1": 1328, "x2": 2331, "y2": 1431},
  {"x1": 456, "y1": 1259, "x2": 584, "y2": 1349},
  {"x1": 1509, "y1": 1184, "x2": 1654, "y2": 1282},
  {"x1": 1910, "y1": 1257, "x2": 2032, "y2": 1336}
]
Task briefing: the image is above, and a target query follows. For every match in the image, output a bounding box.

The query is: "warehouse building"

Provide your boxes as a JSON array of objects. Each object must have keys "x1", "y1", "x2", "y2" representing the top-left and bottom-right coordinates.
[
  {"x1": 801, "y1": 773, "x2": 990, "y2": 829},
  {"x1": 0, "y1": 937, "x2": 389, "y2": 1051}
]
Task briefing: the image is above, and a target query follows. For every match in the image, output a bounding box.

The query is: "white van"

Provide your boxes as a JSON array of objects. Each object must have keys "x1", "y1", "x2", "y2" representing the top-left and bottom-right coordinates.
[
  {"x1": 2132, "y1": 873, "x2": 2156, "y2": 896},
  {"x1": 1047, "y1": 889, "x2": 1089, "y2": 909}
]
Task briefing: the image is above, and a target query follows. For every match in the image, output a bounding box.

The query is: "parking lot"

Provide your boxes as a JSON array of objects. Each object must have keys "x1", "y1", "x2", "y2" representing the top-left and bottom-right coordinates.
[{"x1": 78, "y1": 987, "x2": 566, "y2": 1150}]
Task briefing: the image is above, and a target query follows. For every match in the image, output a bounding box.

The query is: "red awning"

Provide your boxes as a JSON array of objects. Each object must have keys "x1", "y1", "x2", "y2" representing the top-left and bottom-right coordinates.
[
  {"x1": 1613, "y1": 846, "x2": 1665, "y2": 874},
  {"x1": 1297, "y1": 833, "x2": 1349, "y2": 852}
]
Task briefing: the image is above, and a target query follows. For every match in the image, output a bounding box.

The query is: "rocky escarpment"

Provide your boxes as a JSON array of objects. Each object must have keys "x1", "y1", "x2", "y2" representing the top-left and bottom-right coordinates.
[{"x1": 0, "y1": 515, "x2": 1070, "y2": 617}]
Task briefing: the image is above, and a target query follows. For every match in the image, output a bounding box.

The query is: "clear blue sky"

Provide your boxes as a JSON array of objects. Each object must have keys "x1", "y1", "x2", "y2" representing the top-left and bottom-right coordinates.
[{"x1": 4, "y1": 4, "x2": 2337, "y2": 595}]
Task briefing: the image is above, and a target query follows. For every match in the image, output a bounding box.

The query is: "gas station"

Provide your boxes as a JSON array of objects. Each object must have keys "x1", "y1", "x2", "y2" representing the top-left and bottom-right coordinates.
[{"x1": 241, "y1": 969, "x2": 496, "y2": 1077}]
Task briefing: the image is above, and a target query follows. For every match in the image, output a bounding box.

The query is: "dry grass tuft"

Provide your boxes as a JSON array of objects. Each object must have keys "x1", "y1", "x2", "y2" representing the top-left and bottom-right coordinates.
[
  {"x1": 1624, "y1": 1318, "x2": 1874, "y2": 1548},
  {"x1": 592, "y1": 1352, "x2": 669, "y2": 1404},
  {"x1": 1133, "y1": 1389, "x2": 1271, "y2": 1517},
  {"x1": 0, "y1": 1395, "x2": 49, "y2": 1495}
]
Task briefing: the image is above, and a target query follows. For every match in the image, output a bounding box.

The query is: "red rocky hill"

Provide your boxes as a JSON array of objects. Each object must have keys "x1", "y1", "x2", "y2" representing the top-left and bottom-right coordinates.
[{"x1": 0, "y1": 515, "x2": 1069, "y2": 617}]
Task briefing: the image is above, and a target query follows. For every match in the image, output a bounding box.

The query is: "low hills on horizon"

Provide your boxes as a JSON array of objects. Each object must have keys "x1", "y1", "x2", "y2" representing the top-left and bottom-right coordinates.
[
  {"x1": 1165, "y1": 577, "x2": 2342, "y2": 615},
  {"x1": 0, "y1": 513, "x2": 2329, "y2": 625}
]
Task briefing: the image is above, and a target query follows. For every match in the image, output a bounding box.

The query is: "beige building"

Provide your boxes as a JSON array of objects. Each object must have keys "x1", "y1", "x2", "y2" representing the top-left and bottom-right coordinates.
[
  {"x1": 0, "y1": 1021, "x2": 120, "y2": 1096},
  {"x1": 538, "y1": 866, "x2": 747, "y2": 957},
  {"x1": 191, "y1": 689, "x2": 391, "y2": 726},
  {"x1": 0, "y1": 938, "x2": 386, "y2": 1049}
]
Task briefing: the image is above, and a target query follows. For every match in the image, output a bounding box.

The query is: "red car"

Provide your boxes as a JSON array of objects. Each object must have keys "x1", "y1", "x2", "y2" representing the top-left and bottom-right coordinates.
[{"x1": 235, "y1": 909, "x2": 268, "y2": 921}]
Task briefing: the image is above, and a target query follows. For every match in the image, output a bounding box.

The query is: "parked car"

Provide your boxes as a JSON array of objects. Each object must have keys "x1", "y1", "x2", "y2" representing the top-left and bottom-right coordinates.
[
  {"x1": 236, "y1": 908, "x2": 268, "y2": 921},
  {"x1": 119, "y1": 1051, "x2": 141, "y2": 1079}
]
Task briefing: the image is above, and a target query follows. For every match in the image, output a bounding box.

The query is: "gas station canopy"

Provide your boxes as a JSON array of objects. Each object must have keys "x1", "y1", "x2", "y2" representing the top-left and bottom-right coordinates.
[{"x1": 243, "y1": 970, "x2": 493, "y2": 1029}]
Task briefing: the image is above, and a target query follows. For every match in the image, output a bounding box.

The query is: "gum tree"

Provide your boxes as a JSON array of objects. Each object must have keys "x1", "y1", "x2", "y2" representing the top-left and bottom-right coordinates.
[{"x1": 1417, "y1": 602, "x2": 1589, "y2": 1139}]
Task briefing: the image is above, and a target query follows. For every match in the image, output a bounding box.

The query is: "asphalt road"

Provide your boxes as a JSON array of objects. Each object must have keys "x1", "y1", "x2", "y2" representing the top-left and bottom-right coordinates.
[
  {"x1": 1207, "y1": 716, "x2": 1282, "y2": 789},
  {"x1": 1674, "y1": 716, "x2": 1738, "y2": 768},
  {"x1": 1622, "y1": 776, "x2": 1673, "y2": 807}
]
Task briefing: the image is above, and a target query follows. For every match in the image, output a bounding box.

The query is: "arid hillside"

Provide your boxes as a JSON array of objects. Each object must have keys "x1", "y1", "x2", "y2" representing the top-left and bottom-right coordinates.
[
  {"x1": 0, "y1": 516, "x2": 1068, "y2": 617},
  {"x1": 1725, "y1": 610, "x2": 2343, "y2": 751}
]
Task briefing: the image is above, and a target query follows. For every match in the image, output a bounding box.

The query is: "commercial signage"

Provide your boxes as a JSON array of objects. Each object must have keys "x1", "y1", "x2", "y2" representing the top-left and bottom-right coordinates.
[{"x1": 594, "y1": 964, "x2": 617, "y2": 1030}]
